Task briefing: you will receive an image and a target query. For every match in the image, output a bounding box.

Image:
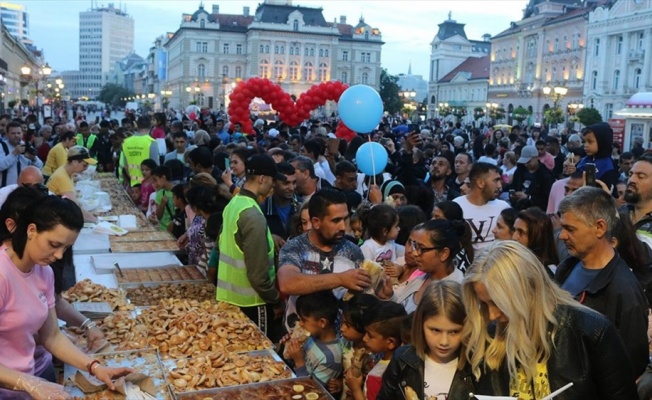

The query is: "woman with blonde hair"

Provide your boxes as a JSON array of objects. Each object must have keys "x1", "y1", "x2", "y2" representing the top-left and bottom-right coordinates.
[{"x1": 462, "y1": 241, "x2": 637, "y2": 399}]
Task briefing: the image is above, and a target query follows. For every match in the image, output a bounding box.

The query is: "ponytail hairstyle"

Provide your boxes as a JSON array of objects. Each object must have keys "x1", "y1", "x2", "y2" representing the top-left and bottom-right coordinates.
[
  {"x1": 412, "y1": 219, "x2": 471, "y2": 268},
  {"x1": 358, "y1": 204, "x2": 399, "y2": 242}
]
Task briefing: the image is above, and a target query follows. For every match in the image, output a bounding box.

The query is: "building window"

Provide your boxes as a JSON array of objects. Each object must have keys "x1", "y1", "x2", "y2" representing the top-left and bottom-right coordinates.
[
  {"x1": 571, "y1": 33, "x2": 579, "y2": 49},
  {"x1": 613, "y1": 69, "x2": 620, "y2": 89},
  {"x1": 304, "y1": 47, "x2": 309, "y2": 56},
  {"x1": 274, "y1": 60, "x2": 284, "y2": 79},
  {"x1": 197, "y1": 63, "x2": 205, "y2": 79},
  {"x1": 616, "y1": 36, "x2": 623, "y2": 55},
  {"x1": 294, "y1": 46, "x2": 299, "y2": 55},
  {"x1": 236, "y1": 44, "x2": 242, "y2": 55},
  {"x1": 594, "y1": 38, "x2": 600, "y2": 56},
  {"x1": 280, "y1": 46, "x2": 284, "y2": 54},
  {"x1": 200, "y1": 19, "x2": 205, "y2": 28},
  {"x1": 304, "y1": 62, "x2": 313, "y2": 81},
  {"x1": 591, "y1": 70, "x2": 598, "y2": 90},
  {"x1": 360, "y1": 52, "x2": 371, "y2": 62},
  {"x1": 554, "y1": 37, "x2": 559, "y2": 52},
  {"x1": 309, "y1": 48, "x2": 314, "y2": 56},
  {"x1": 196, "y1": 42, "x2": 207, "y2": 53},
  {"x1": 222, "y1": 65, "x2": 229, "y2": 77},
  {"x1": 341, "y1": 71, "x2": 348, "y2": 83},
  {"x1": 638, "y1": 32, "x2": 645, "y2": 50},
  {"x1": 265, "y1": 45, "x2": 270, "y2": 54},
  {"x1": 365, "y1": 31, "x2": 369, "y2": 40},
  {"x1": 275, "y1": 46, "x2": 279, "y2": 54},
  {"x1": 260, "y1": 44, "x2": 264, "y2": 53},
  {"x1": 289, "y1": 47, "x2": 294, "y2": 56},
  {"x1": 342, "y1": 51, "x2": 348, "y2": 61},
  {"x1": 605, "y1": 103, "x2": 613, "y2": 119},
  {"x1": 223, "y1": 43, "x2": 230, "y2": 54},
  {"x1": 293, "y1": 19, "x2": 299, "y2": 31},
  {"x1": 259, "y1": 60, "x2": 269, "y2": 78},
  {"x1": 236, "y1": 66, "x2": 242, "y2": 79},
  {"x1": 318, "y1": 63, "x2": 328, "y2": 82},
  {"x1": 634, "y1": 68, "x2": 642, "y2": 89},
  {"x1": 319, "y1": 49, "x2": 323, "y2": 57},
  {"x1": 361, "y1": 72, "x2": 369, "y2": 84},
  {"x1": 289, "y1": 61, "x2": 299, "y2": 80}
]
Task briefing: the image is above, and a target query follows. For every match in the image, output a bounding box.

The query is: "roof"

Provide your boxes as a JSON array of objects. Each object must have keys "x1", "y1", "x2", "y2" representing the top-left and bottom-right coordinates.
[
  {"x1": 214, "y1": 14, "x2": 254, "y2": 31},
  {"x1": 626, "y1": 92, "x2": 652, "y2": 108},
  {"x1": 438, "y1": 55, "x2": 491, "y2": 83},
  {"x1": 541, "y1": 6, "x2": 592, "y2": 26},
  {"x1": 436, "y1": 19, "x2": 467, "y2": 41},
  {"x1": 253, "y1": 3, "x2": 328, "y2": 27},
  {"x1": 523, "y1": 0, "x2": 582, "y2": 18}
]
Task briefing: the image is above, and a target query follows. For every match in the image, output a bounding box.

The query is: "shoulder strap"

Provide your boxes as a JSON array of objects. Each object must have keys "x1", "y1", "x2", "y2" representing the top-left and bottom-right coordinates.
[{"x1": 1, "y1": 140, "x2": 8, "y2": 188}]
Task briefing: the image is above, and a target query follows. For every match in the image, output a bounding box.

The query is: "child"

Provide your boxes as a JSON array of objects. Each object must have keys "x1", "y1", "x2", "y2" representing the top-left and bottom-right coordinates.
[
  {"x1": 348, "y1": 212, "x2": 363, "y2": 246},
  {"x1": 168, "y1": 184, "x2": 187, "y2": 239},
  {"x1": 345, "y1": 301, "x2": 407, "y2": 400},
  {"x1": 359, "y1": 205, "x2": 403, "y2": 264},
  {"x1": 152, "y1": 166, "x2": 175, "y2": 231},
  {"x1": 285, "y1": 290, "x2": 343, "y2": 393},
  {"x1": 338, "y1": 294, "x2": 379, "y2": 400},
  {"x1": 139, "y1": 159, "x2": 157, "y2": 212},
  {"x1": 376, "y1": 281, "x2": 472, "y2": 400},
  {"x1": 575, "y1": 122, "x2": 618, "y2": 192}
]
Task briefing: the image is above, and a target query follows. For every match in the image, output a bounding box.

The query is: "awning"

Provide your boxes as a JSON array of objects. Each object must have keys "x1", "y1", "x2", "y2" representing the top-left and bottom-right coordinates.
[{"x1": 615, "y1": 107, "x2": 652, "y2": 119}]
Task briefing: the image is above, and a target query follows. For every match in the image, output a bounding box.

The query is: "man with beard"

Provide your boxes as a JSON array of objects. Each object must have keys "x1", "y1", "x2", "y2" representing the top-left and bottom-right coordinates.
[
  {"x1": 261, "y1": 162, "x2": 299, "y2": 241},
  {"x1": 278, "y1": 188, "x2": 370, "y2": 331},
  {"x1": 453, "y1": 162, "x2": 509, "y2": 250},
  {"x1": 622, "y1": 153, "x2": 652, "y2": 249},
  {"x1": 427, "y1": 151, "x2": 459, "y2": 204}
]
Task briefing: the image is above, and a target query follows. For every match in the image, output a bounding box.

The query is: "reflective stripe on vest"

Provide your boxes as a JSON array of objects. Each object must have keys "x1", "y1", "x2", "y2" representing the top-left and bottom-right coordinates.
[
  {"x1": 122, "y1": 134, "x2": 154, "y2": 186},
  {"x1": 216, "y1": 194, "x2": 275, "y2": 307}
]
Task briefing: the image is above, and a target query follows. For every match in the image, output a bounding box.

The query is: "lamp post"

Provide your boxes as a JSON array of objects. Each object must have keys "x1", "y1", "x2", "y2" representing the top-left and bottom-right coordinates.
[
  {"x1": 542, "y1": 84, "x2": 568, "y2": 127},
  {"x1": 222, "y1": 74, "x2": 228, "y2": 112},
  {"x1": 20, "y1": 62, "x2": 52, "y2": 122},
  {"x1": 160, "y1": 89, "x2": 172, "y2": 110},
  {"x1": 486, "y1": 102, "x2": 499, "y2": 124}
]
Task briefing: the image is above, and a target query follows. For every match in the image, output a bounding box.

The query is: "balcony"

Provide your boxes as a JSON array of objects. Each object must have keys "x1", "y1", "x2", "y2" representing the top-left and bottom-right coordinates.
[{"x1": 629, "y1": 49, "x2": 645, "y2": 62}]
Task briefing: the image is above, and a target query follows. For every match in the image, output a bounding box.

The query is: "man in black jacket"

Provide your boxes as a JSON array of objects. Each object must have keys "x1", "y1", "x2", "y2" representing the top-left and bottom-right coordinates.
[
  {"x1": 260, "y1": 161, "x2": 299, "y2": 241},
  {"x1": 555, "y1": 186, "x2": 649, "y2": 377},
  {"x1": 509, "y1": 145, "x2": 554, "y2": 210}
]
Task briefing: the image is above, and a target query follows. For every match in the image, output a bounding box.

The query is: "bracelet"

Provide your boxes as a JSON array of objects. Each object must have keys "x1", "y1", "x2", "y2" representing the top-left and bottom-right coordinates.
[
  {"x1": 87, "y1": 360, "x2": 101, "y2": 376},
  {"x1": 85, "y1": 321, "x2": 97, "y2": 331},
  {"x1": 80, "y1": 318, "x2": 91, "y2": 330}
]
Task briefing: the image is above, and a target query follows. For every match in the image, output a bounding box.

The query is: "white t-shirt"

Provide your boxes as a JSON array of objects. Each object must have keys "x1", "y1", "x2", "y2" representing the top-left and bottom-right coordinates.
[
  {"x1": 453, "y1": 195, "x2": 510, "y2": 250},
  {"x1": 477, "y1": 156, "x2": 497, "y2": 165},
  {"x1": 360, "y1": 239, "x2": 405, "y2": 263},
  {"x1": 424, "y1": 356, "x2": 458, "y2": 400}
]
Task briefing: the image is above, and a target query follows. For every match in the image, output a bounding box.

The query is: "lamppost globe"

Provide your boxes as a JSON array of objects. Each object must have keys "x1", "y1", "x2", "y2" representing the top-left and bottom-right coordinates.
[
  {"x1": 20, "y1": 65, "x2": 31, "y2": 76},
  {"x1": 542, "y1": 86, "x2": 552, "y2": 95},
  {"x1": 55, "y1": 78, "x2": 62, "y2": 86},
  {"x1": 41, "y1": 63, "x2": 52, "y2": 77}
]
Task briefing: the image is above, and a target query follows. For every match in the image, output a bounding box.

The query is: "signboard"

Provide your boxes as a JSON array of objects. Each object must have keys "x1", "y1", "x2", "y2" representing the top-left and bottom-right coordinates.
[{"x1": 608, "y1": 118, "x2": 625, "y2": 150}]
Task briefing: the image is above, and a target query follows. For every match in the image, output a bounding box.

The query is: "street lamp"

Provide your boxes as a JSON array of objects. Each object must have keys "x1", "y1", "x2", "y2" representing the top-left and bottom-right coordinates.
[
  {"x1": 542, "y1": 85, "x2": 568, "y2": 108},
  {"x1": 20, "y1": 63, "x2": 52, "y2": 120}
]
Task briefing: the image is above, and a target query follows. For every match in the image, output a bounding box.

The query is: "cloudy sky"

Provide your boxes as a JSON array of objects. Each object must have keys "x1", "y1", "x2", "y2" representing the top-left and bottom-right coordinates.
[{"x1": 24, "y1": 0, "x2": 527, "y2": 77}]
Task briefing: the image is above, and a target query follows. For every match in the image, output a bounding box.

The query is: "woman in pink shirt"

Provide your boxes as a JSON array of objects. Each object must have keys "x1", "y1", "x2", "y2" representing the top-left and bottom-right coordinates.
[
  {"x1": 150, "y1": 112, "x2": 167, "y2": 140},
  {"x1": 0, "y1": 196, "x2": 131, "y2": 399}
]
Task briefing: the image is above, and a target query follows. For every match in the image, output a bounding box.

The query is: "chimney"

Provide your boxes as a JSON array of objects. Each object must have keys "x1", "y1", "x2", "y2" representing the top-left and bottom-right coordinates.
[
  {"x1": 212, "y1": 4, "x2": 219, "y2": 14},
  {"x1": 339, "y1": 15, "x2": 346, "y2": 24},
  {"x1": 243, "y1": 6, "x2": 250, "y2": 17}
]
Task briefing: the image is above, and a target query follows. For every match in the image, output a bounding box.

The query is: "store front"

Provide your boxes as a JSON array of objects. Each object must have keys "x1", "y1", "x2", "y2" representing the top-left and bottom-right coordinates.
[{"x1": 615, "y1": 92, "x2": 652, "y2": 151}]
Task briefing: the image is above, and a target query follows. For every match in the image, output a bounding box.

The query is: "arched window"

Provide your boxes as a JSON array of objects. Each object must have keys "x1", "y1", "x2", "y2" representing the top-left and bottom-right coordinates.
[
  {"x1": 361, "y1": 72, "x2": 369, "y2": 84},
  {"x1": 265, "y1": 45, "x2": 270, "y2": 54},
  {"x1": 259, "y1": 45, "x2": 264, "y2": 53},
  {"x1": 293, "y1": 20, "x2": 299, "y2": 31},
  {"x1": 235, "y1": 66, "x2": 242, "y2": 79},
  {"x1": 303, "y1": 62, "x2": 313, "y2": 81},
  {"x1": 274, "y1": 46, "x2": 279, "y2": 54},
  {"x1": 341, "y1": 71, "x2": 348, "y2": 83},
  {"x1": 324, "y1": 49, "x2": 329, "y2": 57},
  {"x1": 613, "y1": 69, "x2": 620, "y2": 89},
  {"x1": 197, "y1": 63, "x2": 205, "y2": 78},
  {"x1": 365, "y1": 31, "x2": 369, "y2": 40},
  {"x1": 319, "y1": 49, "x2": 324, "y2": 57},
  {"x1": 274, "y1": 60, "x2": 284, "y2": 79},
  {"x1": 591, "y1": 70, "x2": 598, "y2": 90},
  {"x1": 259, "y1": 60, "x2": 269, "y2": 78},
  {"x1": 280, "y1": 46, "x2": 285, "y2": 54},
  {"x1": 634, "y1": 68, "x2": 642, "y2": 89},
  {"x1": 200, "y1": 19, "x2": 205, "y2": 29},
  {"x1": 309, "y1": 48, "x2": 314, "y2": 56},
  {"x1": 289, "y1": 61, "x2": 299, "y2": 80},
  {"x1": 318, "y1": 63, "x2": 328, "y2": 82},
  {"x1": 222, "y1": 65, "x2": 229, "y2": 77},
  {"x1": 289, "y1": 47, "x2": 294, "y2": 56}
]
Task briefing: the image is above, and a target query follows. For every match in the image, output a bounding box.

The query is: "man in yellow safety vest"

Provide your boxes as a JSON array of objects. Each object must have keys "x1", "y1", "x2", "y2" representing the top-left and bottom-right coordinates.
[{"x1": 121, "y1": 115, "x2": 159, "y2": 186}]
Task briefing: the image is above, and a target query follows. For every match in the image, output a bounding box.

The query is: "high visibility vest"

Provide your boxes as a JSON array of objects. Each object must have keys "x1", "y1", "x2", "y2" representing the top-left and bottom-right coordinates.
[
  {"x1": 76, "y1": 134, "x2": 97, "y2": 157},
  {"x1": 122, "y1": 134, "x2": 154, "y2": 186},
  {"x1": 217, "y1": 194, "x2": 275, "y2": 307}
]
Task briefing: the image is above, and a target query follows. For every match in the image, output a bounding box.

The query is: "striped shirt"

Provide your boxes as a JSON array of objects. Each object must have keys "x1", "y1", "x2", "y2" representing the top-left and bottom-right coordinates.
[{"x1": 295, "y1": 336, "x2": 343, "y2": 386}]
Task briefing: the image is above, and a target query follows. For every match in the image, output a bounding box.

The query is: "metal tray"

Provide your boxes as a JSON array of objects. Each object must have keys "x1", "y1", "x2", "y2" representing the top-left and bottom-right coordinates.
[
  {"x1": 174, "y1": 376, "x2": 335, "y2": 400},
  {"x1": 63, "y1": 348, "x2": 173, "y2": 399},
  {"x1": 114, "y1": 265, "x2": 207, "y2": 286}
]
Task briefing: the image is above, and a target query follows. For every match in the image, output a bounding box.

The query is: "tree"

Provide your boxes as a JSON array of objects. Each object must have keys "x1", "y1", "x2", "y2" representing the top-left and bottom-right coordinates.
[
  {"x1": 512, "y1": 106, "x2": 530, "y2": 123},
  {"x1": 544, "y1": 107, "x2": 564, "y2": 125},
  {"x1": 473, "y1": 107, "x2": 485, "y2": 121},
  {"x1": 576, "y1": 107, "x2": 603, "y2": 126},
  {"x1": 98, "y1": 83, "x2": 134, "y2": 107},
  {"x1": 379, "y1": 68, "x2": 403, "y2": 114}
]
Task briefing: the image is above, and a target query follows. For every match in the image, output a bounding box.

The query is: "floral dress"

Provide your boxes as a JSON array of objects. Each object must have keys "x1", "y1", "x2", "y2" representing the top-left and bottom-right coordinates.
[{"x1": 186, "y1": 215, "x2": 206, "y2": 266}]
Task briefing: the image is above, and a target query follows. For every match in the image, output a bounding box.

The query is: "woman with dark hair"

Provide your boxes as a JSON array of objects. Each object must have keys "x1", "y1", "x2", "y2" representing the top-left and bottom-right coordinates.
[
  {"x1": 150, "y1": 112, "x2": 167, "y2": 139},
  {"x1": 512, "y1": 207, "x2": 559, "y2": 277},
  {"x1": 0, "y1": 196, "x2": 131, "y2": 398},
  {"x1": 431, "y1": 200, "x2": 463, "y2": 221},
  {"x1": 344, "y1": 135, "x2": 364, "y2": 163},
  {"x1": 431, "y1": 200, "x2": 474, "y2": 273},
  {"x1": 395, "y1": 205, "x2": 427, "y2": 246},
  {"x1": 492, "y1": 207, "x2": 517, "y2": 241},
  {"x1": 612, "y1": 210, "x2": 652, "y2": 304}
]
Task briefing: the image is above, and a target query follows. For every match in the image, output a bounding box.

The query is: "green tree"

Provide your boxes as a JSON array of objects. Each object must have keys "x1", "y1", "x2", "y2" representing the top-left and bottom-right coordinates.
[
  {"x1": 512, "y1": 106, "x2": 530, "y2": 123},
  {"x1": 379, "y1": 68, "x2": 403, "y2": 114},
  {"x1": 98, "y1": 83, "x2": 134, "y2": 107},
  {"x1": 576, "y1": 107, "x2": 603, "y2": 126}
]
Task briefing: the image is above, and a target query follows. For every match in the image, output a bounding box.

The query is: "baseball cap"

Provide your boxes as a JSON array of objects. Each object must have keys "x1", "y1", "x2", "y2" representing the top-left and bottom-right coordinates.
[
  {"x1": 517, "y1": 145, "x2": 538, "y2": 164},
  {"x1": 67, "y1": 146, "x2": 97, "y2": 165},
  {"x1": 245, "y1": 154, "x2": 286, "y2": 181}
]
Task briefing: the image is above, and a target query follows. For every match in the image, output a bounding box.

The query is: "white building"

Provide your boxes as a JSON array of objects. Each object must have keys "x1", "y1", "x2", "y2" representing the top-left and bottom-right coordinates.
[
  {"x1": 397, "y1": 63, "x2": 428, "y2": 103},
  {"x1": 0, "y1": 2, "x2": 30, "y2": 45},
  {"x1": 164, "y1": 1, "x2": 383, "y2": 110},
  {"x1": 584, "y1": 0, "x2": 652, "y2": 121},
  {"x1": 427, "y1": 14, "x2": 491, "y2": 119},
  {"x1": 73, "y1": 3, "x2": 134, "y2": 99},
  {"x1": 437, "y1": 55, "x2": 491, "y2": 126}
]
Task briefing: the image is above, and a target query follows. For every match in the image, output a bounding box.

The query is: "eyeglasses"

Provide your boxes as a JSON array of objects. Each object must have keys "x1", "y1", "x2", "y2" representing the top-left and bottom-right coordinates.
[{"x1": 407, "y1": 239, "x2": 441, "y2": 256}]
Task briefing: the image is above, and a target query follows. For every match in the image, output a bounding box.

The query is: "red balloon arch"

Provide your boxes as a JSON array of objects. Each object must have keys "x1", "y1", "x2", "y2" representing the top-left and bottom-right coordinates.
[{"x1": 227, "y1": 78, "x2": 357, "y2": 142}]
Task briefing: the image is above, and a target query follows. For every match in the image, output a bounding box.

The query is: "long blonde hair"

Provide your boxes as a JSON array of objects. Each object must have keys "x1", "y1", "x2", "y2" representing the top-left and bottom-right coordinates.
[{"x1": 462, "y1": 241, "x2": 578, "y2": 381}]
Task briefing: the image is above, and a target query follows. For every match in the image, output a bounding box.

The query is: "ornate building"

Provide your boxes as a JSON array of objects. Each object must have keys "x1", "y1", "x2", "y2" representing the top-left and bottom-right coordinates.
[
  {"x1": 487, "y1": 0, "x2": 594, "y2": 125},
  {"x1": 164, "y1": 0, "x2": 383, "y2": 110},
  {"x1": 584, "y1": 0, "x2": 652, "y2": 121}
]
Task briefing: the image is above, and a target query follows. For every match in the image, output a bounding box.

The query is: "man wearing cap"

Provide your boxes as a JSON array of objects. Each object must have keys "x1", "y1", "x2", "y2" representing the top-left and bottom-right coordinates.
[
  {"x1": 509, "y1": 145, "x2": 554, "y2": 210},
  {"x1": 217, "y1": 154, "x2": 285, "y2": 342},
  {"x1": 46, "y1": 146, "x2": 98, "y2": 223}
]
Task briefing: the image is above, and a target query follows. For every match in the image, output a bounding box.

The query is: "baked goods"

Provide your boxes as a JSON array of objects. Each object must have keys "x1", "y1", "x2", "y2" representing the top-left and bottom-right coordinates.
[
  {"x1": 126, "y1": 282, "x2": 215, "y2": 306},
  {"x1": 99, "y1": 312, "x2": 148, "y2": 350},
  {"x1": 111, "y1": 240, "x2": 180, "y2": 253},
  {"x1": 110, "y1": 231, "x2": 176, "y2": 242},
  {"x1": 62, "y1": 279, "x2": 134, "y2": 311},
  {"x1": 167, "y1": 351, "x2": 292, "y2": 392},
  {"x1": 117, "y1": 266, "x2": 205, "y2": 284},
  {"x1": 175, "y1": 377, "x2": 333, "y2": 400},
  {"x1": 282, "y1": 325, "x2": 310, "y2": 359},
  {"x1": 404, "y1": 386, "x2": 419, "y2": 400}
]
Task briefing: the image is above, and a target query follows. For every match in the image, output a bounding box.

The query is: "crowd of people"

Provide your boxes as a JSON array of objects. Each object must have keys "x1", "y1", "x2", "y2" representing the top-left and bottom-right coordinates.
[{"x1": 1, "y1": 107, "x2": 652, "y2": 399}]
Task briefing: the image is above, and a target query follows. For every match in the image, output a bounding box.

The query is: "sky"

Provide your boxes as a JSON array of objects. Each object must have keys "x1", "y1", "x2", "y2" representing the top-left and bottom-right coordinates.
[{"x1": 23, "y1": 0, "x2": 528, "y2": 77}]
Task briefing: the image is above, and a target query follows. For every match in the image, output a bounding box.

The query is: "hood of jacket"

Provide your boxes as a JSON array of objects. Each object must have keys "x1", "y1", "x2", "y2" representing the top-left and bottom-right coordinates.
[{"x1": 585, "y1": 122, "x2": 613, "y2": 159}]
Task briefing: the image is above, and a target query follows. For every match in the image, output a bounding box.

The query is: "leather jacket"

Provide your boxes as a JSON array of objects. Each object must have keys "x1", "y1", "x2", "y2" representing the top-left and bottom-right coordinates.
[
  {"x1": 472, "y1": 305, "x2": 638, "y2": 399},
  {"x1": 376, "y1": 345, "x2": 476, "y2": 400}
]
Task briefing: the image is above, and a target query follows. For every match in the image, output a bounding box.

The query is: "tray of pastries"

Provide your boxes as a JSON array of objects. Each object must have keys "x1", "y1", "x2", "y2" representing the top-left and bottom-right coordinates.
[
  {"x1": 110, "y1": 230, "x2": 176, "y2": 242},
  {"x1": 175, "y1": 376, "x2": 335, "y2": 400},
  {"x1": 164, "y1": 349, "x2": 293, "y2": 394},
  {"x1": 110, "y1": 240, "x2": 181, "y2": 253},
  {"x1": 116, "y1": 265, "x2": 205, "y2": 284},
  {"x1": 125, "y1": 282, "x2": 215, "y2": 306},
  {"x1": 99, "y1": 311, "x2": 149, "y2": 351},
  {"x1": 62, "y1": 279, "x2": 134, "y2": 311},
  {"x1": 65, "y1": 348, "x2": 173, "y2": 400}
]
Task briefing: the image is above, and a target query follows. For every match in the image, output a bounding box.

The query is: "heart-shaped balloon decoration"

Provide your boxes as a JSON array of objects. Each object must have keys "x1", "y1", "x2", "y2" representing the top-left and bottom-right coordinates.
[{"x1": 227, "y1": 78, "x2": 357, "y2": 141}]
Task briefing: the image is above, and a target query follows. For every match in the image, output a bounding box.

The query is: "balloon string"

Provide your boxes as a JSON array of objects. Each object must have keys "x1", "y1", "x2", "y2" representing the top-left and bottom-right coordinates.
[{"x1": 369, "y1": 135, "x2": 376, "y2": 187}]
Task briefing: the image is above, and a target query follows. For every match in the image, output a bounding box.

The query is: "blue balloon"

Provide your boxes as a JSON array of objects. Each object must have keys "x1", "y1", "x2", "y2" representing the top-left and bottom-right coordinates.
[
  {"x1": 338, "y1": 85, "x2": 384, "y2": 133},
  {"x1": 356, "y1": 142, "x2": 388, "y2": 176}
]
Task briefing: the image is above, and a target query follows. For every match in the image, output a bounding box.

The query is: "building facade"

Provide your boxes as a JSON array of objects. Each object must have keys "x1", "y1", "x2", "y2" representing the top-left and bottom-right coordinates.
[
  {"x1": 427, "y1": 15, "x2": 491, "y2": 119},
  {"x1": 0, "y1": 22, "x2": 39, "y2": 108},
  {"x1": 487, "y1": 0, "x2": 592, "y2": 125},
  {"x1": 73, "y1": 3, "x2": 134, "y2": 99},
  {"x1": 0, "y1": 2, "x2": 30, "y2": 46},
  {"x1": 164, "y1": 0, "x2": 383, "y2": 110},
  {"x1": 584, "y1": 0, "x2": 652, "y2": 121},
  {"x1": 436, "y1": 55, "x2": 491, "y2": 126}
]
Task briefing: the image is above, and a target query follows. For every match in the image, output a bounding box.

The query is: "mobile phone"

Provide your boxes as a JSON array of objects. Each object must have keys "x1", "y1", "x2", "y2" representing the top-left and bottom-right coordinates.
[
  {"x1": 585, "y1": 163, "x2": 597, "y2": 187},
  {"x1": 509, "y1": 189, "x2": 515, "y2": 196},
  {"x1": 407, "y1": 123, "x2": 418, "y2": 132},
  {"x1": 224, "y1": 158, "x2": 231, "y2": 171}
]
